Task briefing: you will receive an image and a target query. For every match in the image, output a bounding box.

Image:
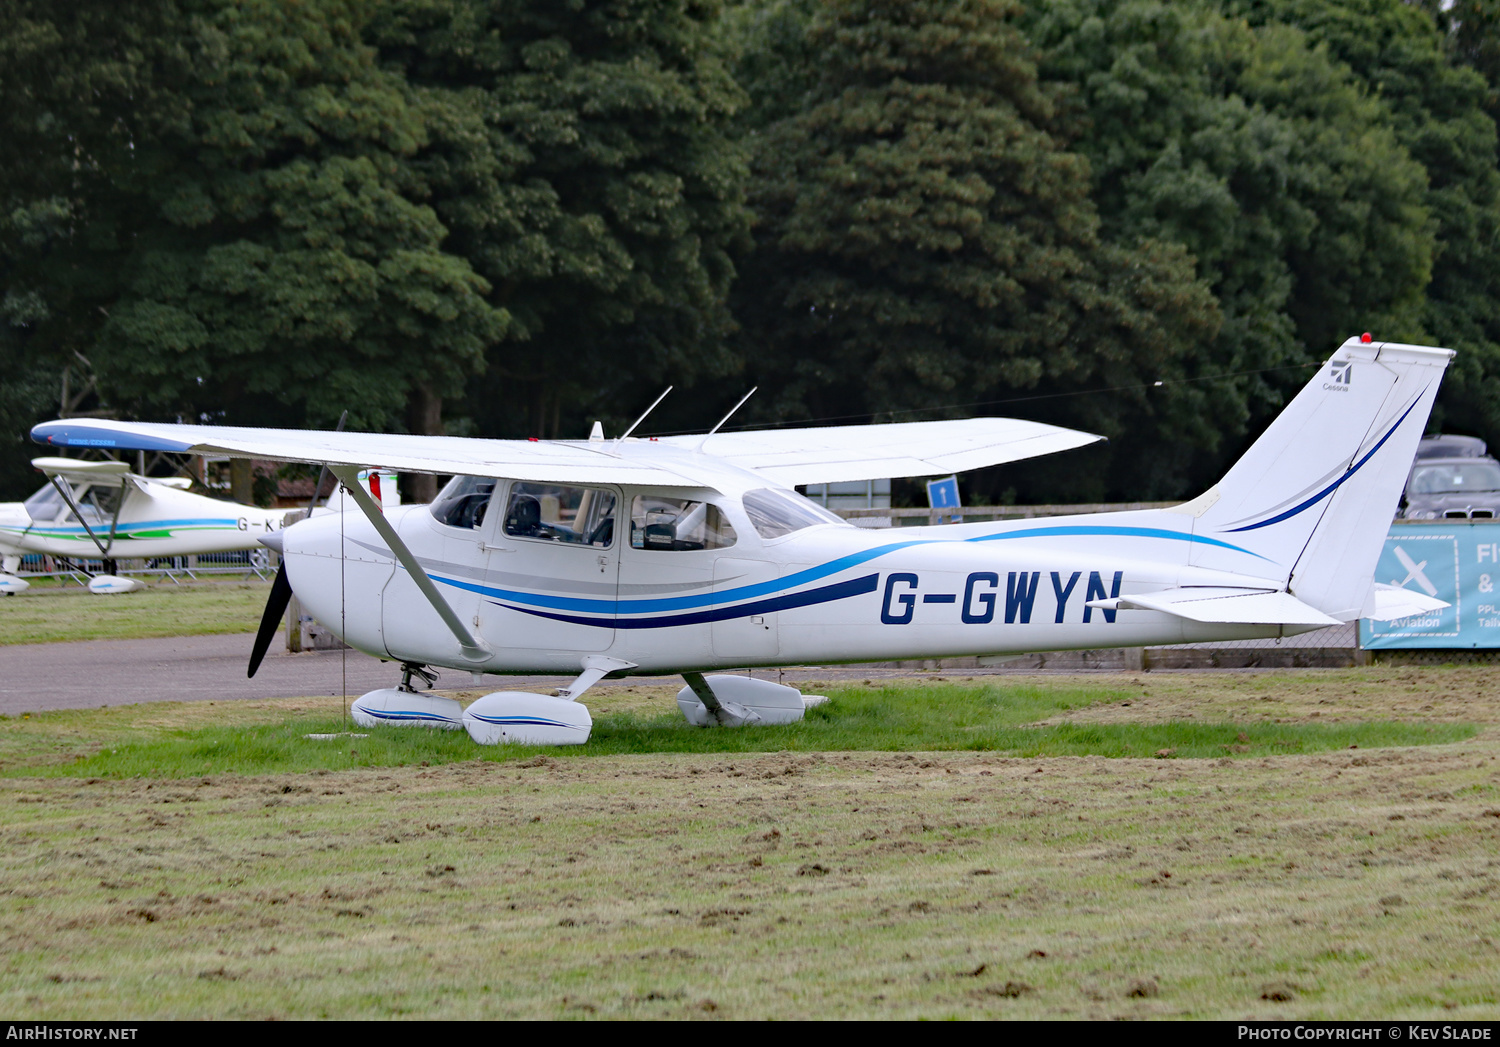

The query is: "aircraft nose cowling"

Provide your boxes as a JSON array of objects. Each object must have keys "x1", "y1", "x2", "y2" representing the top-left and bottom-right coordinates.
[{"x1": 257, "y1": 531, "x2": 284, "y2": 553}]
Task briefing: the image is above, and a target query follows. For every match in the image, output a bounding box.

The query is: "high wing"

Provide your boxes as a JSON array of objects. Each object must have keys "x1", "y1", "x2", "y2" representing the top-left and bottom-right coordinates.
[
  {"x1": 32, "y1": 419, "x2": 716, "y2": 488},
  {"x1": 32, "y1": 415, "x2": 1101, "y2": 489},
  {"x1": 659, "y1": 418, "x2": 1103, "y2": 486},
  {"x1": 32, "y1": 456, "x2": 194, "y2": 492},
  {"x1": 31, "y1": 456, "x2": 132, "y2": 480}
]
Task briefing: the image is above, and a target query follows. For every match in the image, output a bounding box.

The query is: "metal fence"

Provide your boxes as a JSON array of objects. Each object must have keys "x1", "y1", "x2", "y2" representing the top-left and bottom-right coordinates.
[{"x1": 12, "y1": 549, "x2": 277, "y2": 585}]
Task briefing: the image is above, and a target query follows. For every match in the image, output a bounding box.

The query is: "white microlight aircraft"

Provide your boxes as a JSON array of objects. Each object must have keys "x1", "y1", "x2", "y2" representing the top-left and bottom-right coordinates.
[
  {"x1": 30, "y1": 337, "x2": 1451, "y2": 742},
  {"x1": 0, "y1": 457, "x2": 290, "y2": 594}
]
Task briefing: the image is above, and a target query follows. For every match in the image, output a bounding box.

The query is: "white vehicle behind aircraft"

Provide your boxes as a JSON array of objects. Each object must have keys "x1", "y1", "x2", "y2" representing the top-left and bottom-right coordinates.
[
  {"x1": 0, "y1": 457, "x2": 290, "y2": 594},
  {"x1": 31, "y1": 337, "x2": 1452, "y2": 739}
]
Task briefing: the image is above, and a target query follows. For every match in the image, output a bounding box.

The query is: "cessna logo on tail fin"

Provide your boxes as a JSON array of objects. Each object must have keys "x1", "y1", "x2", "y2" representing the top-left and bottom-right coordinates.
[{"x1": 1324, "y1": 361, "x2": 1353, "y2": 391}]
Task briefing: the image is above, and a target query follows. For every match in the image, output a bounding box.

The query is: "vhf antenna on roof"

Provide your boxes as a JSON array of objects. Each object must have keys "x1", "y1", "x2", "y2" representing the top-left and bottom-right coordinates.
[
  {"x1": 617, "y1": 386, "x2": 673, "y2": 442},
  {"x1": 696, "y1": 387, "x2": 757, "y2": 452}
]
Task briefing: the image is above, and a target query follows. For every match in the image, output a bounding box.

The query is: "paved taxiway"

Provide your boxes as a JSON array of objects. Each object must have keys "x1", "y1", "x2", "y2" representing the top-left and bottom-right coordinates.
[{"x1": 1, "y1": 634, "x2": 981, "y2": 715}]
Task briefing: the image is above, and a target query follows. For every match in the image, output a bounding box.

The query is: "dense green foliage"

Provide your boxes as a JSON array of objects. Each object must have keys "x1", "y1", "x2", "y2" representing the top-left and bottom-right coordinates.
[
  {"x1": 731, "y1": 0, "x2": 1222, "y2": 500},
  {"x1": 4, "y1": 0, "x2": 1500, "y2": 501},
  {"x1": 1019, "y1": 0, "x2": 1436, "y2": 493},
  {"x1": 370, "y1": 0, "x2": 751, "y2": 438},
  {"x1": 2, "y1": 0, "x2": 507, "y2": 436},
  {"x1": 1228, "y1": 0, "x2": 1500, "y2": 455}
]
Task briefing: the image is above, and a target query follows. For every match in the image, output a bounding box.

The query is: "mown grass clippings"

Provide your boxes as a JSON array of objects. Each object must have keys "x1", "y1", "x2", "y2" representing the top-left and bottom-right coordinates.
[
  {"x1": 1, "y1": 683, "x2": 1475, "y2": 779},
  {"x1": 0, "y1": 736, "x2": 1496, "y2": 1019},
  {"x1": 0, "y1": 668, "x2": 1497, "y2": 1019}
]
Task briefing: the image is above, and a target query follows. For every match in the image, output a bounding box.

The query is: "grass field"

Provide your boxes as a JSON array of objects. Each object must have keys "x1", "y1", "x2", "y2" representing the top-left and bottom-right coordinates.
[
  {"x1": 0, "y1": 580, "x2": 269, "y2": 645},
  {"x1": 1, "y1": 668, "x2": 1497, "y2": 1019}
]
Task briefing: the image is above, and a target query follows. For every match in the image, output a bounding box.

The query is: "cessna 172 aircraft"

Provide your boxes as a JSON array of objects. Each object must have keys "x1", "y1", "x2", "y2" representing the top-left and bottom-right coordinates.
[
  {"x1": 0, "y1": 457, "x2": 292, "y2": 594},
  {"x1": 30, "y1": 337, "x2": 1451, "y2": 743}
]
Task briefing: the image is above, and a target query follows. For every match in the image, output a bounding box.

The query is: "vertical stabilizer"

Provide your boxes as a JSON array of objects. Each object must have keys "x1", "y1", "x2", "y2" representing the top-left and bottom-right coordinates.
[{"x1": 1174, "y1": 339, "x2": 1452, "y2": 618}]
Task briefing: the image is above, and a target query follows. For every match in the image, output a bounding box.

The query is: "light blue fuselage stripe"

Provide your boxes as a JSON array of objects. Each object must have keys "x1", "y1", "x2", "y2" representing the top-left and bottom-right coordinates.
[
  {"x1": 427, "y1": 525, "x2": 1257, "y2": 616},
  {"x1": 965, "y1": 525, "x2": 1262, "y2": 557},
  {"x1": 2, "y1": 518, "x2": 241, "y2": 537}
]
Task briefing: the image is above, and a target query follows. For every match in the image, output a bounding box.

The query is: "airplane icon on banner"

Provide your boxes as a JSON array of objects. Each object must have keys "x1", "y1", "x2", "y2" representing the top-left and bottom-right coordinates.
[{"x1": 1391, "y1": 545, "x2": 1439, "y2": 597}]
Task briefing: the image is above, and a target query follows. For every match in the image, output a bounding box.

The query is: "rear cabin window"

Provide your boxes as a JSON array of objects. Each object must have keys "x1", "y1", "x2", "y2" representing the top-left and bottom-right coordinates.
[
  {"x1": 629, "y1": 496, "x2": 736, "y2": 551},
  {"x1": 741, "y1": 488, "x2": 846, "y2": 540}
]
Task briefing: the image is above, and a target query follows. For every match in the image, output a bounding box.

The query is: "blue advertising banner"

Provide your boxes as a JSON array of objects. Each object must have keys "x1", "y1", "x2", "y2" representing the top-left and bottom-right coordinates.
[{"x1": 1359, "y1": 521, "x2": 1500, "y2": 649}]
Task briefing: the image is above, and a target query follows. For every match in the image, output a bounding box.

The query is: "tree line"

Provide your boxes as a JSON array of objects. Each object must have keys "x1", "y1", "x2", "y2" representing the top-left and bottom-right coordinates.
[{"x1": 3, "y1": 0, "x2": 1498, "y2": 504}]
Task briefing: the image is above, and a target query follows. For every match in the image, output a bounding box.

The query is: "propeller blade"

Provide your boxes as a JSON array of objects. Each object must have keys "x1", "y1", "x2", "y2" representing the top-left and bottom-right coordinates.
[{"x1": 248, "y1": 563, "x2": 294, "y2": 678}]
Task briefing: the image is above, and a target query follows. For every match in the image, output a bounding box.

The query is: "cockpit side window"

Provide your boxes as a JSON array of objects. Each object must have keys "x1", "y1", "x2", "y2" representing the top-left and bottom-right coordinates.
[
  {"x1": 741, "y1": 487, "x2": 846, "y2": 539},
  {"x1": 430, "y1": 476, "x2": 496, "y2": 530},
  {"x1": 503, "y1": 483, "x2": 616, "y2": 547},
  {"x1": 81, "y1": 483, "x2": 122, "y2": 521},
  {"x1": 629, "y1": 495, "x2": 736, "y2": 551}
]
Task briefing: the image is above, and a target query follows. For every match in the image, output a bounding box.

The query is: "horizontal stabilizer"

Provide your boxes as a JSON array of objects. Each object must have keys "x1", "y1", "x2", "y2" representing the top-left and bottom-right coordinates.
[
  {"x1": 1362, "y1": 583, "x2": 1450, "y2": 622},
  {"x1": 1087, "y1": 587, "x2": 1342, "y2": 627},
  {"x1": 659, "y1": 418, "x2": 1103, "y2": 485}
]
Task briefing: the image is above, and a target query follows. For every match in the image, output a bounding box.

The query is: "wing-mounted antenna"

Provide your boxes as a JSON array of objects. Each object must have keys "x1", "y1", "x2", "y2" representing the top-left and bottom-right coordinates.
[
  {"x1": 617, "y1": 387, "x2": 673, "y2": 443},
  {"x1": 696, "y1": 387, "x2": 757, "y2": 453}
]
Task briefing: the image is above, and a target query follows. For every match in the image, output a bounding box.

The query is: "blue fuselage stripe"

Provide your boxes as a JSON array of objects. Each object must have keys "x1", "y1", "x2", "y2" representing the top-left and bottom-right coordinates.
[
  {"x1": 430, "y1": 525, "x2": 1255, "y2": 617},
  {"x1": 495, "y1": 574, "x2": 880, "y2": 629}
]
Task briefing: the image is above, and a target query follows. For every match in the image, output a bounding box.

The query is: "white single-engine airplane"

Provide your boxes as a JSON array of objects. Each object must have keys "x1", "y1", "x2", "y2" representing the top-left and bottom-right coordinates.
[
  {"x1": 31, "y1": 337, "x2": 1452, "y2": 742},
  {"x1": 0, "y1": 457, "x2": 289, "y2": 594}
]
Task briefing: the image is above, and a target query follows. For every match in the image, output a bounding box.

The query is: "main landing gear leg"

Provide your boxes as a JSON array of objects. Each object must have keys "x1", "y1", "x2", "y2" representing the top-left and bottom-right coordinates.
[
  {"x1": 682, "y1": 672, "x2": 762, "y2": 727},
  {"x1": 399, "y1": 663, "x2": 438, "y2": 693}
]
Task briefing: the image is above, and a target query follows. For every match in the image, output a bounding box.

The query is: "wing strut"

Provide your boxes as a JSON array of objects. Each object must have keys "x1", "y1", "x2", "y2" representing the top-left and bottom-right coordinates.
[
  {"x1": 104, "y1": 477, "x2": 127, "y2": 553},
  {"x1": 327, "y1": 464, "x2": 492, "y2": 663},
  {"x1": 47, "y1": 475, "x2": 114, "y2": 560}
]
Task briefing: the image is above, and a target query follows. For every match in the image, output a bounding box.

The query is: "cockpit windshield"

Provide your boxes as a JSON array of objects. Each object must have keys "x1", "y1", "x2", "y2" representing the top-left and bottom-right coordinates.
[
  {"x1": 22, "y1": 480, "x2": 122, "y2": 526},
  {"x1": 23, "y1": 483, "x2": 67, "y2": 524},
  {"x1": 741, "y1": 488, "x2": 846, "y2": 540},
  {"x1": 430, "y1": 476, "x2": 496, "y2": 530}
]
